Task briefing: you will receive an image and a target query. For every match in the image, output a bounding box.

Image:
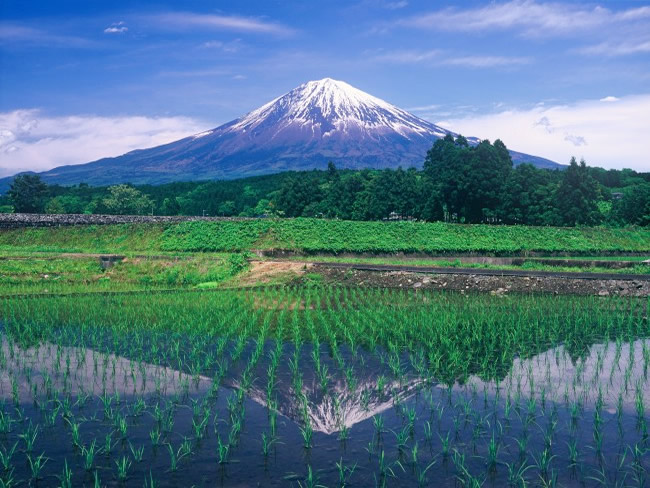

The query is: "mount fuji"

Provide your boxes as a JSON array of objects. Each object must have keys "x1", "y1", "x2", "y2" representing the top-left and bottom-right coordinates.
[{"x1": 10, "y1": 78, "x2": 561, "y2": 187}]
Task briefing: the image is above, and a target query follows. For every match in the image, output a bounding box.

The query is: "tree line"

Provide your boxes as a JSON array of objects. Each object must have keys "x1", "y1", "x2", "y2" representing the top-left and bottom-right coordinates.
[{"x1": 2, "y1": 135, "x2": 649, "y2": 226}]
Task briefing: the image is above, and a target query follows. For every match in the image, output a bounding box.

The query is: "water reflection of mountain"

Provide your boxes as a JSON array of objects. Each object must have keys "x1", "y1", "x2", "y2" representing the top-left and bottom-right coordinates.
[
  {"x1": 233, "y1": 375, "x2": 425, "y2": 435},
  {"x1": 0, "y1": 340, "x2": 212, "y2": 403},
  {"x1": 218, "y1": 342, "x2": 429, "y2": 434},
  {"x1": 5, "y1": 333, "x2": 649, "y2": 431},
  {"x1": 457, "y1": 339, "x2": 650, "y2": 414}
]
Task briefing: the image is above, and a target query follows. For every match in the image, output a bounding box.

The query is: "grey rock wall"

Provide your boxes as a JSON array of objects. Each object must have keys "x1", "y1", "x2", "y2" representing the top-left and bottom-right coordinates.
[{"x1": 0, "y1": 213, "x2": 251, "y2": 228}]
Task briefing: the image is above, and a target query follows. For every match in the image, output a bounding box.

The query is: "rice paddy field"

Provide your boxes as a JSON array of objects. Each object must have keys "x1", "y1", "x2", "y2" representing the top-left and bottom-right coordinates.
[{"x1": 1, "y1": 287, "x2": 649, "y2": 487}]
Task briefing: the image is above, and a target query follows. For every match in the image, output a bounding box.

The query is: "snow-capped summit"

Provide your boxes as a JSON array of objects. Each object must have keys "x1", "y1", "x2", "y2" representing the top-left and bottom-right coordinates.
[
  {"x1": 226, "y1": 77, "x2": 449, "y2": 140},
  {"x1": 23, "y1": 78, "x2": 560, "y2": 186}
]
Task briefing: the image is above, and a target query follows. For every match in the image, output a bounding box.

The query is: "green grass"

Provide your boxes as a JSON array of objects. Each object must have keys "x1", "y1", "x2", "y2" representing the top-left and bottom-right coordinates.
[
  {"x1": 1, "y1": 219, "x2": 649, "y2": 255},
  {"x1": 0, "y1": 253, "x2": 245, "y2": 296},
  {"x1": 0, "y1": 223, "x2": 164, "y2": 254}
]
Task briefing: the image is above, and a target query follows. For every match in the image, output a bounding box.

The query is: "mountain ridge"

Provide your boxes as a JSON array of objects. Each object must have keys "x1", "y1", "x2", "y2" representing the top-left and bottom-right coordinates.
[{"x1": 1, "y1": 78, "x2": 562, "y2": 188}]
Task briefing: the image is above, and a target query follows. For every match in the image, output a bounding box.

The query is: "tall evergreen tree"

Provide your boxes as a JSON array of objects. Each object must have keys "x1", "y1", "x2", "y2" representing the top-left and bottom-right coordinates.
[
  {"x1": 8, "y1": 174, "x2": 48, "y2": 213},
  {"x1": 555, "y1": 158, "x2": 601, "y2": 226},
  {"x1": 612, "y1": 183, "x2": 650, "y2": 226},
  {"x1": 424, "y1": 135, "x2": 512, "y2": 223}
]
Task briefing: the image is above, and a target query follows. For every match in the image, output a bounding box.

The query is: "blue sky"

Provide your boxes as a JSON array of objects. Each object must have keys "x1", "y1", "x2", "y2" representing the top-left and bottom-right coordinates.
[{"x1": 1, "y1": 0, "x2": 649, "y2": 175}]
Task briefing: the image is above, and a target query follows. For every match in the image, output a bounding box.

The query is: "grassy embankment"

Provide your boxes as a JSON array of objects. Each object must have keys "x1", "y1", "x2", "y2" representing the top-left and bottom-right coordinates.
[
  {"x1": 1, "y1": 219, "x2": 649, "y2": 254},
  {"x1": 1, "y1": 219, "x2": 648, "y2": 294},
  {"x1": 0, "y1": 254, "x2": 249, "y2": 296}
]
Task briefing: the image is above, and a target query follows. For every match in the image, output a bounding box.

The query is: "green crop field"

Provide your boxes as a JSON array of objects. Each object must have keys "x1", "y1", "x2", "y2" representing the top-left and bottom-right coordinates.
[
  {"x1": 1, "y1": 219, "x2": 649, "y2": 255},
  {"x1": 1, "y1": 288, "x2": 649, "y2": 486}
]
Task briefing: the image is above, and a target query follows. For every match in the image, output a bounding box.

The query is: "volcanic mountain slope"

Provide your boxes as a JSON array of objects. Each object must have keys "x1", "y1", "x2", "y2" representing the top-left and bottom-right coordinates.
[{"x1": 12, "y1": 78, "x2": 561, "y2": 186}]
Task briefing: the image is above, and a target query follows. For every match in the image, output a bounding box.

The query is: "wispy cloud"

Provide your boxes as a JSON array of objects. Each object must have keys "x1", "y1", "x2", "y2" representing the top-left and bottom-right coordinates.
[
  {"x1": 395, "y1": 1, "x2": 650, "y2": 38},
  {"x1": 384, "y1": 1, "x2": 408, "y2": 10},
  {"x1": 157, "y1": 68, "x2": 232, "y2": 78},
  {"x1": 0, "y1": 23, "x2": 95, "y2": 48},
  {"x1": 442, "y1": 56, "x2": 531, "y2": 68},
  {"x1": 577, "y1": 39, "x2": 650, "y2": 56},
  {"x1": 148, "y1": 12, "x2": 295, "y2": 37},
  {"x1": 435, "y1": 94, "x2": 650, "y2": 171},
  {"x1": 371, "y1": 49, "x2": 440, "y2": 63},
  {"x1": 104, "y1": 22, "x2": 128, "y2": 34},
  {"x1": 0, "y1": 110, "x2": 210, "y2": 177},
  {"x1": 406, "y1": 104, "x2": 440, "y2": 112},
  {"x1": 371, "y1": 49, "x2": 530, "y2": 69},
  {"x1": 200, "y1": 38, "x2": 242, "y2": 52}
]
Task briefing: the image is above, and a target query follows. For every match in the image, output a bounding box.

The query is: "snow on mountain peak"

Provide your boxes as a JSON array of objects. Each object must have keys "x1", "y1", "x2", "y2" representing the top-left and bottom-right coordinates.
[{"x1": 226, "y1": 78, "x2": 450, "y2": 139}]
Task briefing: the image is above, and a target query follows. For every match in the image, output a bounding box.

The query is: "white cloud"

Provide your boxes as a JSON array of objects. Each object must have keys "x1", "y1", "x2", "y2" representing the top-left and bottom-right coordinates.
[
  {"x1": 406, "y1": 104, "x2": 440, "y2": 112},
  {"x1": 435, "y1": 94, "x2": 650, "y2": 171},
  {"x1": 564, "y1": 133, "x2": 587, "y2": 147},
  {"x1": 0, "y1": 110, "x2": 210, "y2": 177},
  {"x1": 397, "y1": 1, "x2": 650, "y2": 38},
  {"x1": 385, "y1": 1, "x2": 408, "y2": 9},
  {"x1": 200, "y1": 38, "x2": 242, "y2": 52},
  {"x1": 371, "y1": 49, "x2": 441, "y2": 63},
  {"x1": 442, "y1": 56, "x2": 531, "y2": 68},
  {"x1": 148, "y1": 12, "x2": 295, "y2": 36},
  {"x1": 104, "y1": 22, "x2": 128, "y2": 34},
  {"x1": 371, "y1": 49, "x2": 529, "y2": 68},
  {"x1": 600, "y1": 96, "x2": 620, "y2": 102},
  {"x1": 578, "y1": 39, "x2": 650, "y2": 56},
  {"x1": 0, "y1": 23, "x2": 95, "y2": 48}
]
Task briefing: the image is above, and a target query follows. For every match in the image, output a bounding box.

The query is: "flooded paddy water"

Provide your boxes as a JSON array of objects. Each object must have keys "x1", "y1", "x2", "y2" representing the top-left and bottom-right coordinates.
[{"x1": 0, "y1": 287, "x2": 649, "y2": 486}]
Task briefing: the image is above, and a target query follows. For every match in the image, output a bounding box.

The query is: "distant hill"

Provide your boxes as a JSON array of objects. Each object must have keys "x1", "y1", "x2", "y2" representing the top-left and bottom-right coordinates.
[{"x1": 0, "y1": 78, "x2": 561, "y2": 189}]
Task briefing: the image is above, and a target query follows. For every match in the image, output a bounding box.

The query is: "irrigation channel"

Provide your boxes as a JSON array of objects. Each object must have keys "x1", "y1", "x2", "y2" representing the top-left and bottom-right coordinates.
[{"x1": 0, "y1": 287, "x2": 649, "y2": 486}]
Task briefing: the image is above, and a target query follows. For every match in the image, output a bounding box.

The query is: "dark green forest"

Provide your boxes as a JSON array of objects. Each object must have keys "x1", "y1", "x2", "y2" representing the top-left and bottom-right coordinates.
[{"x1": 2, "y1": 135, "x2": 649, "y2": 226}]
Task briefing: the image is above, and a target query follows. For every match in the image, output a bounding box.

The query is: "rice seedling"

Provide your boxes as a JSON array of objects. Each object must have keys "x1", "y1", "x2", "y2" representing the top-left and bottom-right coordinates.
[
  {"x1": 19, "y1": 423, "x2": 39, "y2": 452},
  {"x1": 129, "y1": 443, "x2": 145, "y2": 463},
  {"x1": 0, "y1": 443, "x2": 17, "y2": 472},
  {"x1": 58, "y1": 459, "x2": 73, "y2": 488},
  {"x1": 115, "y1": 455, "x2": 132, "y2": 482},
  {"x1": 81, "y1": 440, "x2": 99, "y2": 471},
  {"x1": 300, "y1": 422, "x2": 314, "y2": 449},
  {"x1": 0, "y1": 411, "x2": 13, "y2": 434},
  {"x1": 26, "y1": 452, "x2": 47, "y2": 481},
  {"x1": 217, "y1": 434, "x2": 230, "y2": 464},
  {"x1": 149, "y1": 427, "x2": 162, "y2": 446}
]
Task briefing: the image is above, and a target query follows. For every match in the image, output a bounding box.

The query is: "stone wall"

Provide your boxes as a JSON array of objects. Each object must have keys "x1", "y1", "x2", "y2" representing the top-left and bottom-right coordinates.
[{"x1": 0, "y1": 213, "x2": 252, "y2": 229}]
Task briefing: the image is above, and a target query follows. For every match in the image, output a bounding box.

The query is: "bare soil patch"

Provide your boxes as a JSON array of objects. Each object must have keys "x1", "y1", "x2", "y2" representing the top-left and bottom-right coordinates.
[
  {"x1": 312, "y1": 265, "x2": 650, "y2": 297},
  {"x1": 237, "y1": 260, "x2": 312, "y2": 287}
]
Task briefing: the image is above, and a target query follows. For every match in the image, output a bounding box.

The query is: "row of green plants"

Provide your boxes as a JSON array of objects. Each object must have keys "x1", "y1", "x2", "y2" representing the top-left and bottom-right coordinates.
[
  {"x1": 0, "y1": 287, "x2": 649, "y2": 486},
  {"x1": 160, "y1": 220, "x2": 650, "y2": 254},
  {"x1": 3, "y1": 219, "x2": 649, "y2": 255}
]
